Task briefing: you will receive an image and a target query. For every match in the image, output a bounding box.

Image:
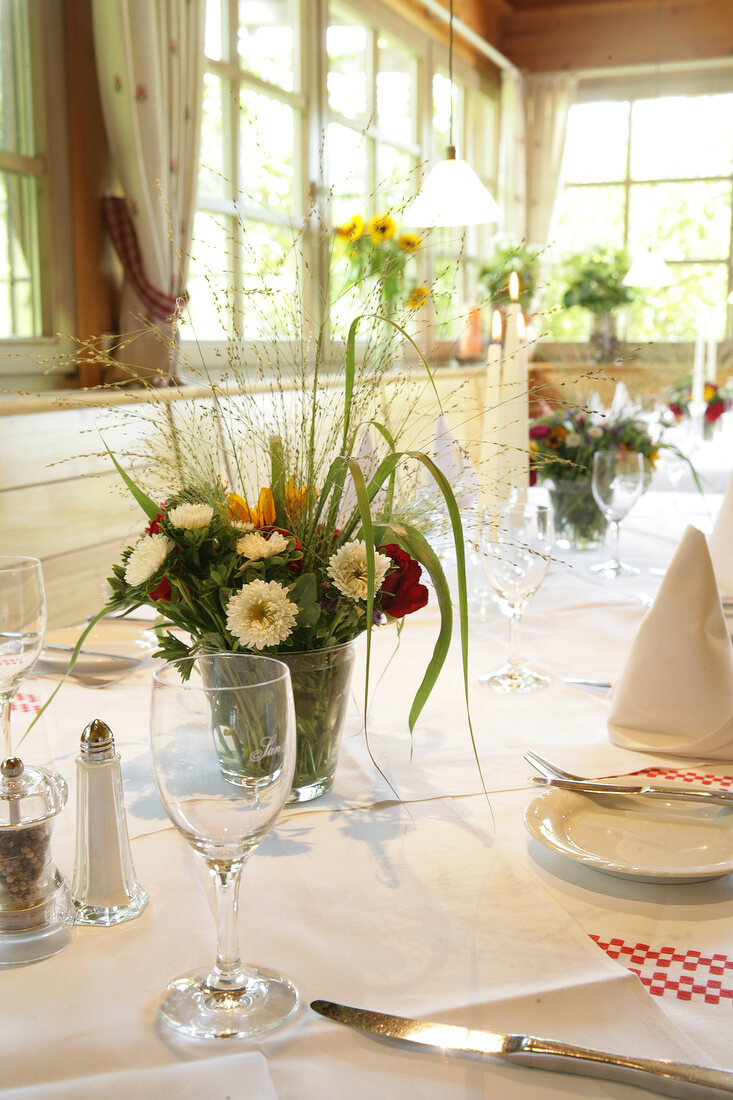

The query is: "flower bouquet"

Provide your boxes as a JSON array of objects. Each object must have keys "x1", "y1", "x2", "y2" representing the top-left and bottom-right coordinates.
[
  {"x1": 668, "y1": 378, "x2": 731, "y2": 439},
  {"x1": 529, "y1": 407, "x2": 686, "y2": 550},
  {"x1": 333, "y1": 213, "x2": 428, "y2": 312}
]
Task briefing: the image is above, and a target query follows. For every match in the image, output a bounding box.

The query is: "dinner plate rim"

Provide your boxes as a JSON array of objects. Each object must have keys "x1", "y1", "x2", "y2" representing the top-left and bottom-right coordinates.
[
  {"x1": 38, "y1": 620, "x2": 156, "y2": 673},
  {"x1": 523, "y1": 786, "x2": 733, "y2": 884}
]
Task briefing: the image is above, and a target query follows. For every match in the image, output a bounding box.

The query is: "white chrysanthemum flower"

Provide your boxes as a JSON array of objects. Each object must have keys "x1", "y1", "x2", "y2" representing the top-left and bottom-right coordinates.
[
  {"x1": 588, "y1": 425, "x2": 604, "y2": 439},
  {"x1": 167, "y1": 503, "x2": 214, "y2": 530},
  {"x1": 100, "y1": 579, "x2": 115, "y2": 604},
  {"x1": 328, "y1": 540, "x2": 390, "y2": 601},
  {"x1": 124, "y1": 534, "x2": 174, "y2": 587},
  {"x1": 226, "y1": 580, "x2": 298, "y2": 650},
  {"x1": 236, "y1": 531, "x2": 289, "y2": 560},
  {"x1": 564, "y1": 432, "x2": 581, "y2": 448},
  {"x1": 231, "y1": 520, "x2": 255, "y2": 533}
]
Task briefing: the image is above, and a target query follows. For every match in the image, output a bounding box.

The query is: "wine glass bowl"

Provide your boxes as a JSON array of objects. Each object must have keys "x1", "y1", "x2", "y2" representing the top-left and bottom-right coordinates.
[
  {"x1": 0, "y1": 557, "x2": 46, "y2": 759},
  {"x1": 479, "y1": 503, "x2": 554, "y2": 693},
  {"x1": 591, "y1": 451, "x2": 645, "y2": 577},
  {"x1": 150, "y1": 652, "x2": 298, "y2": 1041}
]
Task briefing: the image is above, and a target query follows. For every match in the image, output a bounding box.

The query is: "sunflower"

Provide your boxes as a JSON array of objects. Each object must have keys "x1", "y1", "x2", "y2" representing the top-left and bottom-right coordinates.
[
  {"x1": 335, "y1": 215, "x2": 364, "y2": 243},
  {"x1": 406, "y1": 286, "x2": 429, "y2": 310},
  {"x1": 367, "y1": 214, "x2": 397, "y2": 243},
  {"x1": 227, "y1": 487, "x2": 276, "y2": 527},
  {"x1": 397, "y1": 232, "x2": 421, "y2": 253}
]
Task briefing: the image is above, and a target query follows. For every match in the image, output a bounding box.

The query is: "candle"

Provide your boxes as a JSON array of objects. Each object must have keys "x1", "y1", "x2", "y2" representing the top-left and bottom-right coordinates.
[
  {"x1": 691, "y1": 318, "x2": 705, "y2": 410},
  {"x1": 458, "y1": 304, "x2": 483, "y2": 360},
  {"x1": 706, "y1": 326, "x2": 717, "y2": 386},
  {"x1": 480, "y1": 310, "x2": 506, "y2": 512},
  {"x1": 502, "y1": 274, "x2": 528, "y2": 498}
]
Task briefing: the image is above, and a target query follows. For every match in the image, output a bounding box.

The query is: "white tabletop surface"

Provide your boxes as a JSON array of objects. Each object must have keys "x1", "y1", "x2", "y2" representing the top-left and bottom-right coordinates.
[{"x1": 3, "y1": 478, "x2": 733, "y2": 1098}]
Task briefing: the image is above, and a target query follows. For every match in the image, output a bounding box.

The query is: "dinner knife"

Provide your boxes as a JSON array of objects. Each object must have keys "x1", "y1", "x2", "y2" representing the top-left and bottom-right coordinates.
[
  {"x1": 42, "y1": 644, "x2": 141, "y2": 664},
  {"x1": 311, "y1": 999, "x2": 733, "y2": 1097},
  {"x1": 529, "y1": 774, "x2": 733, "y2": 807}
]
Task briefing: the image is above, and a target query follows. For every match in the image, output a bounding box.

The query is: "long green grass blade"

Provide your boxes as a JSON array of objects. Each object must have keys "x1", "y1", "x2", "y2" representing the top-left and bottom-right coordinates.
[{"x1": 101, "y1": 437, "x2": 158, "y2": 520}]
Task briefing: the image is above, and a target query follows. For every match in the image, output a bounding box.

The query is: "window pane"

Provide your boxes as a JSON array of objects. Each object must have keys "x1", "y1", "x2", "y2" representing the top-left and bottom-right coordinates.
[
  {"x1": 0, "y1": 171, "x2": 40, "y2": 337},
  {"x1": 240, "y1": 219, "x2": 298, "y2": 339},
  {"x1": 205, "y1": 0, "x2": 224, "y2": 62},
  {"x1": 198, "y1": 74, "x2": 228, "y2": 200},
  {"x1": 376, "y1": 145, "x2": 417, "y2": 210},
  {"x1": 238, "y1": 0, "x2": 297, "y2": 93},
  {"x1": 550, "y1": 183, "x2": 626, "y2": 257},
  {"x1": 377, "y1": 37, "x2": 416, "y2": 146},
  {"x1": 0, "y1": 0, "x2": 34, "y2": 156},
  {"x1": 628, "y1": 180, "x2": 732, "y2": 261},
  {"x1": 327, "y1": 16, "x2": 367, "y2": 121},
  {"x1": 627, "y1": 263, "x2": 729, "y2": 341},
  {"x1": 327, "y1": 122, "x2": 368, "y2": 218},
  {"x1": 181, "y1": 212, "x2": 232, "y2": 341},
  {"x1": 630, "y1": 95, "x2": 733, "y2": 180},
  {"x1": 562, "y1": 102, "x2": 629, "y2": 184},
  {"x1": 240, "y1": 89, "x2": 296, "y2": 214}
]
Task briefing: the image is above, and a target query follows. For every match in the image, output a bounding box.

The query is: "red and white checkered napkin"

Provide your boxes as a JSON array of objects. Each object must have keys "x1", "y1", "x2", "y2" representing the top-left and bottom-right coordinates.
[
  {"x1": 10, "y1": 691, "x2": 41, "y2": 716},
  {"x1": 591, "y1": 935, "x2": 733, "y2": 1007}
]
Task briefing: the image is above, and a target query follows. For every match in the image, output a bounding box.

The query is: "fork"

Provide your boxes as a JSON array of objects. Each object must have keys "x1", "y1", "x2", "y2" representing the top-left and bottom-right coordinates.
[{"x1": 524, "y1": 751, "x2": 581, "y2": 782}]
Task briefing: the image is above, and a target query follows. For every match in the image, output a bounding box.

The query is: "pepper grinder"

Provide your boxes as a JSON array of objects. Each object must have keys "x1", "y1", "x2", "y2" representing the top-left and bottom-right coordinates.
[{"x1": 71, "y1": 719, "x2": 148, "y2": 925}]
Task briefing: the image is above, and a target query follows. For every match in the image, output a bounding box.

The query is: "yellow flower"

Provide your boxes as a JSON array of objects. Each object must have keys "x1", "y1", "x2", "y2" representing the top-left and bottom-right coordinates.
[
  {"x1": 397, "y1": 232, "x2": 422, "y2": 253},
  {"x1": 406, "y1": 286, "x2": 429, "y2": 310},
  {"x1": 704, "y1": 382, "x2": 717, "y2": 402},
  {"x1": 367, "y1": 214, "x2": 397, "y2": 243},
  {"x1": 547, "y1": 425, "x2": 567, "y2": 448},
  {"x1": 227, "y1": 487, "x2": 276, "y2": 527},
  {"x1": 284, "y1": 475, "x2": 313, "y2": 521},
  {"x1": 335, "y1": 215, "x2": 364, "y2": 243},
  {"x1": 649, "y1": 447, "x2": 659, "y2": 467}
]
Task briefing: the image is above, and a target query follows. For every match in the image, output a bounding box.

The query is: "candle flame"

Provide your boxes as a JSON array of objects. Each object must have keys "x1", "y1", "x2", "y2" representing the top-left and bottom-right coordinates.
[
  {"x1": 509, "y1": 272, "x2": 519, "y2": 300},
  {"x1": 491, "y1": 309, "x2": 502, "y2": 341},
  {"x1": 517, "y1": 312, "x2": 525, "y2": 340}
]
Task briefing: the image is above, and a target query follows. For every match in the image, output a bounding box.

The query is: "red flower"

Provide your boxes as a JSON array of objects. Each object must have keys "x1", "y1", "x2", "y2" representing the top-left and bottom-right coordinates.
[
  {"x1": 148, "y1": 576, "x2": 172, "y2": 602},
  {"x1": 379, "y1": 544, "x2": 429, "y2": 619},
  {"x1": 145, "y1": 503, "x2": 168, "y2": 535},
  {"x1": 705, "y1": 399, "x2": 725, "y2": 423},
  {"x1": 529, "y1": 423, "x2": 551, "y2": 439},
  {"x1": 529, "y1": 467, "x2": 538, "y2": 487}
]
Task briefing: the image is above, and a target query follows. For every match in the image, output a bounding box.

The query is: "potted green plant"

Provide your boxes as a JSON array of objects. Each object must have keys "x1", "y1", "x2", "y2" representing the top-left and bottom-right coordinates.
[
  {"x1": 478, "y1": 240, "x2": 542, "y2": 314},
  {"x1": 561, "y1": 247, "x2": 636, "y2": 362}
]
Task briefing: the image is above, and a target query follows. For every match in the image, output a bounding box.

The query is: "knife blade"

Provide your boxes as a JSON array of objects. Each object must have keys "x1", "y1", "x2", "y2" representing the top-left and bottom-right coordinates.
[
  {"x1": 529, "y1": 775, "x2": 733, "y2": 807},
  {"x1": 311, "y1": 999, "x2": 733, "y2": 1097},
  {"x1": 42, "y1": 644, "x2": 141, "y2": 665}
]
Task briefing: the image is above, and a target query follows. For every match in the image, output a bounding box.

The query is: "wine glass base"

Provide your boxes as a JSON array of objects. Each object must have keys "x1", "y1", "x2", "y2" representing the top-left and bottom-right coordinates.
[
  {"x1": 159, "y1": 964, "x2": 299, "y2": 1040},
  {"x1": 590, "y1": 558, "x2": 640, "y2": 578},
  {"x1": 478, "y1": 663, "x2": 551, "y2": 694}
]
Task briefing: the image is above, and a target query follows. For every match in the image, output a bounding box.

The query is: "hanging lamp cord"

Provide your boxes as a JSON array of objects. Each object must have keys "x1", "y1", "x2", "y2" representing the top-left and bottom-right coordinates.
[{"x1": 448, "y1": 0, "x2": 455, "y2": 156}]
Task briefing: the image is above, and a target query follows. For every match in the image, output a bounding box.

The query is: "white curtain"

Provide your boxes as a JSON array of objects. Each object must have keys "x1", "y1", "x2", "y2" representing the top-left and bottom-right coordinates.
[
  {"x1": 498, "y1": 69, "x2": 527, "y2": 240},
  {"x1": 93, "y1": 0, "x2": 205, "y2": 381},
  {"x1": 524, "y1": 74, "x2": 577, "y2": 248}
]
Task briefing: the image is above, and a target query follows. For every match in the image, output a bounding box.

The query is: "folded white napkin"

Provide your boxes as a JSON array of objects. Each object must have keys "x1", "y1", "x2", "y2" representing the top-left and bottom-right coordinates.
[
  {"x1": 709, "y1": 470, "x2": 733, "y2": 597},
  {"x1": 339, "y1": 430, "x2": 384, "y2": 521},
  {"x1": 0, "y1": 1052, "x2": 277, "y2": 1099},
  {"x1": 608, "y1": 524, "x2": 733, "y2": 758},
  {"x1": 432, "y1": 413, "x2": 479, "y2": 510}
]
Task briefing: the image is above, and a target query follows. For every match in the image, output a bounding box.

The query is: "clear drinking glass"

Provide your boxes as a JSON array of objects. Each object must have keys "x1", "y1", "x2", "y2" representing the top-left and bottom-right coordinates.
[
  {"x1": 150, "y1": 652, "x2": 298, "y2": 1040},
  {"x1": 591, "y1": 451, "x2": 645, "y2": 577},
  {"x1": 479, "y1": 503, "x2": 554, "y2": 693},
  {"x1": 0, "y1": 557, "x2": 46, "y2": 759}
]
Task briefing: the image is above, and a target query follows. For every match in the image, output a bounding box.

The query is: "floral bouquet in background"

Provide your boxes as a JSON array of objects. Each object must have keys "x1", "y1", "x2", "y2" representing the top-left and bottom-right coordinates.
[
  {"x1": 667, "y1": 377, "x2": 731, "y2": 439},
  {"x1": 333, "y1": 212, "x2": 428, "y2": 312},
  {"x1": 529, "y1": 407, "x2": 686, "y2": 550}
]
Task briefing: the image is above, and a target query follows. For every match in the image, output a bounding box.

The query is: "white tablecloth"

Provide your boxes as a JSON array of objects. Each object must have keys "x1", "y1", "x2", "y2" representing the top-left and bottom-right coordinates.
[{"x1": 3, "y1": 484, "x2": 733, "y2": 1098}]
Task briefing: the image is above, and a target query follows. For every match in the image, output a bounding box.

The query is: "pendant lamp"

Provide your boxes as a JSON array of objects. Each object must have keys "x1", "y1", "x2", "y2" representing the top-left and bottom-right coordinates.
[
  {"x1": 402, "y1": 0, "x2": 500, "y2": 228},
  {"x1": 623, "y1": 247, "x2": 673, "y2": 288}
]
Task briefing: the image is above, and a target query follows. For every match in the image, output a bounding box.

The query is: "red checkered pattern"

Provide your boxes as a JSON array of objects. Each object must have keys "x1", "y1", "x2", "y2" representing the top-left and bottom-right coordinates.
[
  {"x1": 102, "y1": 195, "x2": 186, "y2": 323},
  {"x1": 627, "y1": 767, "x2": 733, "y2": 789},
  {"x1": 591, "y1": 935, "x2": 733, "y2": 1005},
  {"x1": 10, "y1": 691, "x2": 41, "y2": 716}
]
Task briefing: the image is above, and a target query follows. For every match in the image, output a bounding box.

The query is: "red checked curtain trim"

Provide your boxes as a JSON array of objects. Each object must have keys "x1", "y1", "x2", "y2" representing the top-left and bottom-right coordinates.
[{"x1": 102, "y1": 195, "x2": 186, "y2": 323}]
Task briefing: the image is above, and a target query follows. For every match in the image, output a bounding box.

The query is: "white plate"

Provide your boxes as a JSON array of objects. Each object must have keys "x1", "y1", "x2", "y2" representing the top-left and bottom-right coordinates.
[
  {"x1": 37, "y1": 619, "x2": 157, "y2": 675},
  {"x1": 524, "y1": 787, "x2": 733, "y2": 884}
]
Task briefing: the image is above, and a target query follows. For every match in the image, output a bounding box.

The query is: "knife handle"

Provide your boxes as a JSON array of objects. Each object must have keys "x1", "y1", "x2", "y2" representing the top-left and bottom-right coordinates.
[{"x1": 511, "y1": 1036, "x2": 733, "y2": 1098}]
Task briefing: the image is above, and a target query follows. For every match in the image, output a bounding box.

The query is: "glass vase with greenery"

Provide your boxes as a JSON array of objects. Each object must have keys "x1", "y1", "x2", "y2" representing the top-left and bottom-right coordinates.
[{"x1": 562, "y1": 247, "x2": 637, "y2": 361}]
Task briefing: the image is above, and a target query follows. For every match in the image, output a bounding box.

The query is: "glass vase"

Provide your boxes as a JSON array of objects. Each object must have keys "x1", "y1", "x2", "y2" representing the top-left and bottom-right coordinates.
[
  {"x1": 276, "y1": 642, "x2": 357, "y2": 803},
  {"x1": 548, "y1": 479, "x2": 608, "y2": 550}
]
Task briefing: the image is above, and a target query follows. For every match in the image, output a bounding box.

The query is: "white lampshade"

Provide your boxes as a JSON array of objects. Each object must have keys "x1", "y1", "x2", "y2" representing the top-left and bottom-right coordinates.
[
  {"x1": 623, "y1": 249, "x2": 673, "y2": 288},
  {"x1": 403, "y1": 148, "x2": 501, "y2": 228}
]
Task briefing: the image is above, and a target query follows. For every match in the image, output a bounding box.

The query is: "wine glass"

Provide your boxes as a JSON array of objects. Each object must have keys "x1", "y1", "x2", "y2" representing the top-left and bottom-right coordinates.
[
  {"x1": 0, "y1": 557, "x2": 46, "y2": 759},
  {"x1": 150, "y1": 652, "x2": 298, "y2": 1040},
  {"x1": 479, "y1": 503, "x2": 554, "y2": 693},
  {"x1": 591, "y1": 451, "x2": 645, "y2": 577}
]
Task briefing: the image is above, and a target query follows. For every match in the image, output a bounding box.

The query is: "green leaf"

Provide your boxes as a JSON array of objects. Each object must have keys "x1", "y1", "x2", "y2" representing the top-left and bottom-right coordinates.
[{"x1": 101, "y1": 436, "x2": 158, "y2": 520}]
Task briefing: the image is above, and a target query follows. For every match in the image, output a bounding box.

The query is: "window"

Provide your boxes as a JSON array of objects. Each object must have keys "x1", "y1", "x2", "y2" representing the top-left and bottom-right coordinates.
[
  {"x1": 546, "y1": 92, "x2": 733, "y2": 343},
  {"x1": 185, "y1": 0, "x2": 499, "y2": 361},
  {"x1": 0, "y1": 0, "x2": 73, "y2": 368}
]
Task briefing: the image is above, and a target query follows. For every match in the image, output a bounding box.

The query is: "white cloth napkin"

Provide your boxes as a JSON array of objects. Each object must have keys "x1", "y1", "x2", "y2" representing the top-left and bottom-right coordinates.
[
  {"x1": 338, "y1": 430, "x2": 384, "y2": 522},
  {"x1": 709, "y1": 470, "x2": 733, "y2": 596},
  {"x1": 0, "y1": 1052, "x2": 277, "y2": 1099},
  {"x1": 432, "y1": 413, "x2": 479, "y2": 510},
  {"x1": 608, "y1": 524, "x2": 733, "y2": 758}
]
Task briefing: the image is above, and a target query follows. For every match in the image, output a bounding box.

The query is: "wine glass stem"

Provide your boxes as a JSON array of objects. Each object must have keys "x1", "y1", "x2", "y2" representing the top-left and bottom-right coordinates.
[
  {"x1": 508, "y1": 605, "x2": 523, "y2": 668},
  {"x1": 208, "y1": 865, "x2": 249, "y2": 990},
  {"x1": 0, "y1": 691, "x2": 13, "y2": 761},
  {"x1": 611, "y1": 519, "x2": 621, "y2": 567}
]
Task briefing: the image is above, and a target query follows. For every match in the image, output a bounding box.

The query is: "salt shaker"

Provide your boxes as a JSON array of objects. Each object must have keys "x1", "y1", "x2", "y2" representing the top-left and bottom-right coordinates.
[{"x1": 71, "y1": 719, "x2": 148, "y2": 925}]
